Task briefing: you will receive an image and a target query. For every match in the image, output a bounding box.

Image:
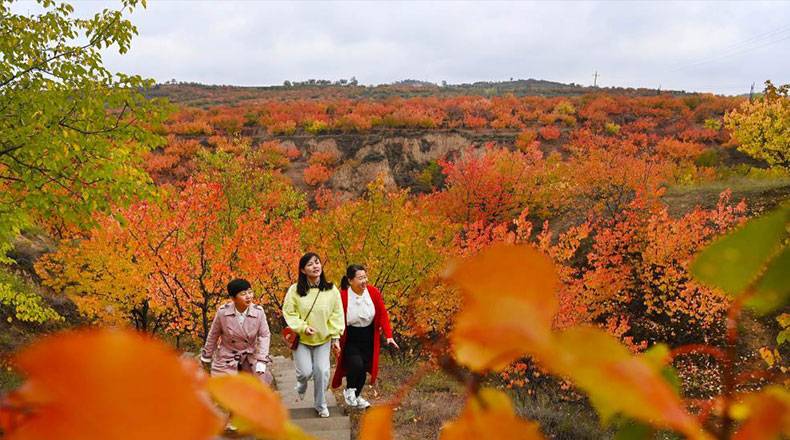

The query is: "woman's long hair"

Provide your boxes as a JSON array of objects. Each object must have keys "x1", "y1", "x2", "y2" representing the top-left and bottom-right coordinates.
[
  {"x1": 340, "y1": 264, "x2": 366, "y2": 290},
  {"x1": 296, "y1": 252, "x2": 333, "y2": 297}
]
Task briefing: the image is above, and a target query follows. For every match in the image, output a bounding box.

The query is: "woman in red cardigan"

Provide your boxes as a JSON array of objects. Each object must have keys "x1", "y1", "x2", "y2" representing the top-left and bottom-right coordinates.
[{"x1": 331, "y1": 264, "x2": 398, "y2": 409}]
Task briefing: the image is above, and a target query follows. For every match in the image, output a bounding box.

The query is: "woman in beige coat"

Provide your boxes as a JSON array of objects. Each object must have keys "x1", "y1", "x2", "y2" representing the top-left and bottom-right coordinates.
[{"x1": 201, "y1": 278, "x2": 272, "y2": 383}]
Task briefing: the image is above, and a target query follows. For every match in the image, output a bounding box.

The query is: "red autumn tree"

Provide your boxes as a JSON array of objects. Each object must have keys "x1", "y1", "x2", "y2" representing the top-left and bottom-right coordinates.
[
  {"x1": 575, "y1": 191, "x2": 747, "y2": 343},
  {"x1": 39, "y1": 148, "x2": 306, "y2": 341},
  {"x1": 431, "y1": 145, "x2": 547, "y2": 225}
]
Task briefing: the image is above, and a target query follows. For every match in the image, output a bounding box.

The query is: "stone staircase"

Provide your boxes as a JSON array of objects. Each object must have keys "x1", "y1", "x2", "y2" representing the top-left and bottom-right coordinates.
[{"x1": 272, "y1": 355, "x2": 351, "y2": 440}]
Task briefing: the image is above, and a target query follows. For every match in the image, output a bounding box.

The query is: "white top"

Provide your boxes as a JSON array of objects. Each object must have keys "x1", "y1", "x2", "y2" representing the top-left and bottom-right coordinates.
[
  {"x1": 235, "y1": 305, "x2": 250, "y2": 327},
  {"x1": 346, "y1": 287, "x2": 375, "y2": 327}
]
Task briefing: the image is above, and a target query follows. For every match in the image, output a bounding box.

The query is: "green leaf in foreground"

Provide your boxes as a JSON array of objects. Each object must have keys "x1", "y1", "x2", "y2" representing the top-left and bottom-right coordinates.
[
  {"x1": 748, "y1": 246, "x2": 790, "y2": 315},
  {"x1": 690, "y1": 205, "x2": 788, "y2": 296},
  {"x1": 614, "y1": 420, "x2": 654, "y2": 440}
]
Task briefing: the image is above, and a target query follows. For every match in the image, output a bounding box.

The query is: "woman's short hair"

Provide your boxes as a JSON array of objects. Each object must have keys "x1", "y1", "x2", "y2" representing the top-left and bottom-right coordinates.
[{"x1": 227, "y1": 278, "x2": 251, "y2": 297}]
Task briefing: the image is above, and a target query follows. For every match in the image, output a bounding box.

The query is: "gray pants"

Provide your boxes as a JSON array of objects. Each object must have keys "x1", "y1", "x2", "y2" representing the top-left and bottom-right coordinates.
[{"x1": 294, "y1": 341, "x2": 331, "y2": 411}]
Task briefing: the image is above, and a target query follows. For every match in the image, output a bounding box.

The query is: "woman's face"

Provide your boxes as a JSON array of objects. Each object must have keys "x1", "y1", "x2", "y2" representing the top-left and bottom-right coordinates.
[
  {"x1": 350, "y1": 270, "x2": 368, "y2": 292},
  {"x1": 232, "y1": 288, "x2": 254, "y2": 310},
  {"x1": 301, "y1": 256, "x2": 322, "y2": 280}
]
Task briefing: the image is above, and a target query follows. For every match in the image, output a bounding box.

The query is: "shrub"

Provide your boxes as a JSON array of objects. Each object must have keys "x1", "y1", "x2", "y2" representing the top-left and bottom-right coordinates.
[
  {"x1": 538, "y1": 125, "x2": 561, "y2": 141},
  {"x1": 303, "y1": 164, "x2": 332, "y2": 186}
]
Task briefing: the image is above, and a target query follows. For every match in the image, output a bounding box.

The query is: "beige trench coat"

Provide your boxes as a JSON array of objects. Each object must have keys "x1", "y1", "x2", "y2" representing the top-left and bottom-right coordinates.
[{"x1": 201, "y1": 303, "x2": 272, "y2": 383}]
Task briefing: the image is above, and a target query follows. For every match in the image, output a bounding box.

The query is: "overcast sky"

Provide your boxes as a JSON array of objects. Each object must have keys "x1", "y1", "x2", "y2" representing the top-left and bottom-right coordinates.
[{"x1": 58, "y1": 1, "x2": 790, "y2": 95}]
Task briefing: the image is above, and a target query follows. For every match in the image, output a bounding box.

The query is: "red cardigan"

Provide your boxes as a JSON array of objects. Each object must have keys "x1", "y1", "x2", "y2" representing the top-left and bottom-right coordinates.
[{"x1": 331, "y1": 285, "x2": 393, "y2": 389}]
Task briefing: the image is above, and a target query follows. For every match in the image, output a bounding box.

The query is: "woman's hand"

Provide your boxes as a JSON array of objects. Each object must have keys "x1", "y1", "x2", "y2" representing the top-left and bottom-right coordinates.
[
  {"x1": 386, "y1": 338, "x2": 400, "y2": 350},
  {"x1": 305, "y1": 326, "x2": 316, "y2": 335},
  {"x1": 331, "y1": 339, "x2": 341, "y2": 357}
]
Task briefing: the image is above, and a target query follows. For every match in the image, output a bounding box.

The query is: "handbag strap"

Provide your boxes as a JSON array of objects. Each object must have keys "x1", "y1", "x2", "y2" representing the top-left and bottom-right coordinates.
[
  {"x1": 280, "y1": 287, "x2": 322, "y2": 328},
  {"x1": 303, "y1": 289, "x2": 321, "y2": 321}
]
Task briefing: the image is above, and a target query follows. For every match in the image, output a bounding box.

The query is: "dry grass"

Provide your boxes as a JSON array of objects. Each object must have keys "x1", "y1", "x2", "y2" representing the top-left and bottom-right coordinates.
[
  {"x1": 664, "y1": 176, "x2": 790, "y2": 216},
  {"x1": 512, "y1": 385, "x2": 608, "y2": 440},
  {"x1": 332, "y1": 353, "x2": 465, "y2": 440},
  {"x1": 333, "y1": 353, "x2": 613, "y2": 439}
]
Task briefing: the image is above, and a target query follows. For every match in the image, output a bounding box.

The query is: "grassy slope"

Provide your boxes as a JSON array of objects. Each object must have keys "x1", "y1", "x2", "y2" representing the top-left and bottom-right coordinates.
[{"x1": 665, "y1": 176, "x2": 790, "y2": 216}]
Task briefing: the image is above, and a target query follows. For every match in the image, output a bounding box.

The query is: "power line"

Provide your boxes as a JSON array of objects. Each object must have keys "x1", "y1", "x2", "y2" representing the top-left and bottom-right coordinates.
[
  {"x1": 669, "y1": 27, "x2": 790, "y2": 72},
  {"x1": 671, "y1": 36, "x2": 790, "y2": 72},
  {"x1": 596, "y1": 25, "x2": 790, "y2": 92},
  {"x1": 699, "y1": 24, "x2": 790, "y2": 58}
]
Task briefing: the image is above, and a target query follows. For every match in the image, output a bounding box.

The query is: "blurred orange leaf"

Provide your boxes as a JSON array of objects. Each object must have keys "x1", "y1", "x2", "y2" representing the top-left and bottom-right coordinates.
[
  {"x1": 547, "y1": 327, "x2": 706, "y2": 438},
  {"x1": 439, "y1": 388, "x2": 545, "y2": 440},
  {"x1": 206, "y1": 373, "x2": 291, "y2": 439},
  {"x1": 0, "y1": 394, "x2": 27, "y2": 435},
  {"x1": 6, "y1": 328, "x2": 222, "y2": 440},
  {"x1": 359, "y1": 405, "x2": 394, "y2": 440},
  {"x1": 732, "y1": 386, "x2": 790, "y2": 440},
  {"x1": 444, "y1": 244, "x2": 558, "y2": 371},
  {"x1": 443, "y1": 246, "x2": 708, "y2": 438}
]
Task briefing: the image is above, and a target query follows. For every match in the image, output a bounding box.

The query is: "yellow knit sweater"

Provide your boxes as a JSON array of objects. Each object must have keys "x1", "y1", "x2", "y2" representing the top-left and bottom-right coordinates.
[{"x1": 282, "y1": 283, "x2": 344, "y2": 346}]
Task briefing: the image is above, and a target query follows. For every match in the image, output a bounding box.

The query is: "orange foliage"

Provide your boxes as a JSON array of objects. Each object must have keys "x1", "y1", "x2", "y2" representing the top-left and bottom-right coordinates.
[
  {"x1": 431, "y1": 145, "x2": 544, "y2": 224},
  {"x1": 439, "y1": 388, "x2": 545, "y2": 440},
  {"x1": 205, "y1": 374, "x2": 288, "y2": 438},
  {"x1": 655, "y1": 138, "x2": 705, "y2": 160},
  {"x1": 443, "y1": 245, "x2": 709, "y2": 438},
  {"x1": 230, "y1": 215, "x2": 302, "y2": 310},
  {"x1": 515, "y1": 129, "x2": 540, "y2": 152},
  {"x1": 538, "y1": 125, "x2": 561, "y2": 141},
  {"x1": 308, "y1": 150, "x2": 340, "y2": 167},
  {"x1": 303, "y1": 163, "x2": 333, "y2": 186},
  {"x1": 38, "y1": 167, "x2": 304, "y2": 340},
  {"x1": 446, "y1": 245, "x2": 558, "y2": 371},
  {"x1": 732, "y1": 386, "x2": 790, "y2": 440},
  {"x1": 680, "y1": 127, "x2": 719, "y2": 143},
  {"x1": 359, "y1": 406, "x2": 395, "y2": 440},
  {"x1": 155, "y1": 93, "x2": 739, "y2": 138},
  {"x1": 577, "y1": 191, "x2": 747, "y2": 335},
  {"x1": 144, "y1": 135, "x2": 202, "y2": 185},
  {"x1": 252, "y1": 140, "x2": 296, "y2": 170},
  {"x1": 4, "y1": 329, "x2": 221, "y2": 440}
]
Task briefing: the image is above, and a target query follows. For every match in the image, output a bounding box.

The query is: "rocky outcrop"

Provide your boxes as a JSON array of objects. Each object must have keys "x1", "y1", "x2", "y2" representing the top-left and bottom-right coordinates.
[{"x1": 256, "y1": 129, "x2": 519, "y2": 197}]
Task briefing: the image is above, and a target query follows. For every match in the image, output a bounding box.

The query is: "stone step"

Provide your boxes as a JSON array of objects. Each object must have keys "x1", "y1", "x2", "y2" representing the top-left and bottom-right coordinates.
[
  {"x1": 291, "y1": 416, "x2": 351, "y2": 431},
  {"x1": 277, "y1": 384, "x2": 338, "y2": 408},
  {"x1": 280, "y1": 397, "x2": 337, "y2": 411},
  {"x1": 280, "y1": 396, "x2": 317, "y2": 409},
  {"x1": 288, "y1": 407, "x2": 346, "y2": 419},
  {"x1": 270, "y1": 356, "x2": 350, "y2": 440},
  {"x1": 308, "y1": 429, "x2": 351, "y2": 440},
  {"x1": 310, "y1": 429, "x2": 351, "y2": 440},
  {"x1": 279, "y1": 388, "x2": 337, "y2": 401}
]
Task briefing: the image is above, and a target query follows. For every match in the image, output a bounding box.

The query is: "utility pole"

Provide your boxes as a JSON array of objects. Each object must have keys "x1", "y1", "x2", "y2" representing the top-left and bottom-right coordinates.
[
  {"x1": 593, "y1": 71, "x2": 599, "y2": 87},
  {"x1": 749, "y1": 82, "x2": 755, "y2": 101}
]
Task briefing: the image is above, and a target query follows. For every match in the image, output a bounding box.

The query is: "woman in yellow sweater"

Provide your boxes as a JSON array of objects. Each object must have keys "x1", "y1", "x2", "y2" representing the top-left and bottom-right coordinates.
[{"x1": 282, "y1": 252, "x2": 344, "y2": 418}]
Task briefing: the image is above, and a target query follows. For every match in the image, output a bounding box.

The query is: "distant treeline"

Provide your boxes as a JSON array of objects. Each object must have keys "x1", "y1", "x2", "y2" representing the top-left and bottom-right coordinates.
[{"x1": 149, "y1": 78, "x2": 694, "y2": 108}]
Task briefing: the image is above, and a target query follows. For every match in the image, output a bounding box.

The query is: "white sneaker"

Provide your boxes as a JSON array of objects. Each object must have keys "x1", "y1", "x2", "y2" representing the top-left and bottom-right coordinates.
[
  {"x1": 356, "y1": 395, "x2": 371, "y2": 409},
  {"x1": 343, "y1": 388, "x2": 358, "y2": 407},
  {"x1": 317, "y1": 407, "x2": 330, "y2": 418}
]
